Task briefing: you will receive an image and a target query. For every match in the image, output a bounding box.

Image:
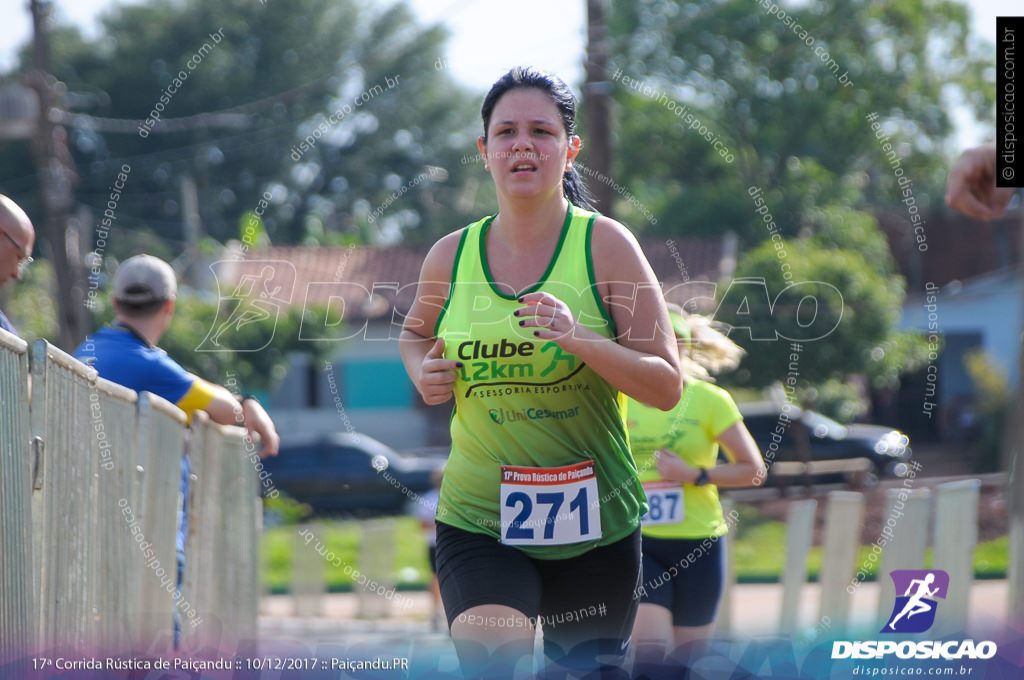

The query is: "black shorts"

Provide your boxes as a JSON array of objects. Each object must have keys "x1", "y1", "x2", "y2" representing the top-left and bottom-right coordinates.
[
  {"x1": 428, "y1": 545, "x2": 437, "y2": 575},
  {"x1": 435, "y1": 522, "x2": 642, "y2": 663},
  {"x1": 638, "y1": 533, "x2": 727, "y2": 627}
]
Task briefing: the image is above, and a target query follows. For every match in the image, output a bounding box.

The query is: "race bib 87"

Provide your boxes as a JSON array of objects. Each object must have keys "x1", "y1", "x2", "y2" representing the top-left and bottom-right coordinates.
[
  {"x1": 640, "y1": 481, "x2": 684, "y2": 526},
  {"x1": 499, "y1": 461, "x2": 602, "y2": 546}
]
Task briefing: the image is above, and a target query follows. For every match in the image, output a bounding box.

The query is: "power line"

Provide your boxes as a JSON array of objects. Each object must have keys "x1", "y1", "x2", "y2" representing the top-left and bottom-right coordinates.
[
  {"x1": 51, "y1": 73, "x2": 334, "y2": 135},
  {"x1": 54, "y1": 109, "x2": 250, "y2": 135}
]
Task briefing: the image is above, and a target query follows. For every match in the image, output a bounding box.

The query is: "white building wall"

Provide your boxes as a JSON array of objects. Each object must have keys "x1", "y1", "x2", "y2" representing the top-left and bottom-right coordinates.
[{"x1": 901, "y1": 273, "x2": 1022, "y2": 391}]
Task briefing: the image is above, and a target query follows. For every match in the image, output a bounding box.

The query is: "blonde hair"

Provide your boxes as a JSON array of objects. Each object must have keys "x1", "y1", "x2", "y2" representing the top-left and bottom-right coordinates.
[{"x1": 667, "y1": 303, "x2": 744, "y2": 380}]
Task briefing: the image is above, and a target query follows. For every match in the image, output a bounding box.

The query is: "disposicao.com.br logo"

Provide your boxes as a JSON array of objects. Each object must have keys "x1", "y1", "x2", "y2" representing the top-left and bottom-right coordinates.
[
  {"x1": 832, "y1": 569, "x2": 997, "y2": 661},
  {"x1": 883, "y1": 569, "x2": 948, "y2": 634}
]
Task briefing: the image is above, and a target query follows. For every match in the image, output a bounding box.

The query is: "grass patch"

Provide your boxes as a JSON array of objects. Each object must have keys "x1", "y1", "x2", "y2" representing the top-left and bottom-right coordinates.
[
  {"x1": 968, "y1": 536, "x2": 1009, "y2": 579},
  {"x1": 262, "y1": 515, "x2": 1009, "y2": 592},
  {"x1": 729, "y1": 507, "x2": 1009, "y2": 583},
  {"x1": 262, "y1": 517, "x2": 432, "y2": 594}
]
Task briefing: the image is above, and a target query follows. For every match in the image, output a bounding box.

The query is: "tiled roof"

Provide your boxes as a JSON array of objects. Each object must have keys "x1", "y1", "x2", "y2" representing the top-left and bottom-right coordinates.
[
  {"x1": 216, "y1": 235, "x2": 727, "y2": 321},
  {"x1": 876, "y1": 208, "x2": 1022, "y2": 288},
  {"x1": 639, "y1": 237, "x2": 731, "y2": 311}
]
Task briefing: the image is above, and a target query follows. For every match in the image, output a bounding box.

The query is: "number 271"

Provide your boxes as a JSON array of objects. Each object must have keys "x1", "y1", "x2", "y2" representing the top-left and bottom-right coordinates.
[{"x1": 505, "y1": 487, "x2": 589, "y2": 540}]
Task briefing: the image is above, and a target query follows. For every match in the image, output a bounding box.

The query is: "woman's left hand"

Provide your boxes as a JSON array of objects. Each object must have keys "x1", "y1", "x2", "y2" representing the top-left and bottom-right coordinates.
[
  {"x1": 655, "y1": 448, "x2": 698, "y2": 484},
  {"x1": 515, "y1": 292, "x2": 596, "y2": 349}
]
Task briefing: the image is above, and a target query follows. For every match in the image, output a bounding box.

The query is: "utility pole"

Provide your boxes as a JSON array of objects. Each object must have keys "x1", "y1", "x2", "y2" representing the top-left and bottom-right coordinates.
[
  {"x1": 585, "y1": 0, "x2": 614, "y2": 217},
  {"x1": 29, "y1": 0, "x2": 87, "y2": 351},
  {"x1": 180, "y1": 174, "x2": 200, "y2": 287}
]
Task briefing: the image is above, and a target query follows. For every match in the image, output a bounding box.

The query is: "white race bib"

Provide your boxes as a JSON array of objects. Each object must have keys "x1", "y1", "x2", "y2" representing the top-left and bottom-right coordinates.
[
  {"x1": 640, "y1": 481, "x2": 685, "y2": 526},
  {"x1": 499, "y1": 461, "x2": 602, "y2": 546}
]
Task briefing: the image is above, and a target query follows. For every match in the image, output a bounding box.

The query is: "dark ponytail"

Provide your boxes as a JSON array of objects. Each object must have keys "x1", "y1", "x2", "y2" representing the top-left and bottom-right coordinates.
[
  {"x1": 481, "y1": 66, "x2": 597, "y2": 211},
  {"x1": 562, "y1": 166, "x2": 596, "y2": 212}
]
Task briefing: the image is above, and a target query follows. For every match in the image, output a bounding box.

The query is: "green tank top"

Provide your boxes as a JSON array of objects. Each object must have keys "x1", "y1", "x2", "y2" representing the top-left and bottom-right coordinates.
[{"x1": 434, "y1": 204, "x2": 647, "y2": 559}]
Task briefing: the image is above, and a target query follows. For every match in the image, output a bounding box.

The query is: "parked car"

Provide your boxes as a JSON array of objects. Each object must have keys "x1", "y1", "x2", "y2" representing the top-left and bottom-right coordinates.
[
  {"x1": 260, "y1": 432, "x2": 448, "y2": 516},
  {"x1": 739, "y1": 402, "x2": 912, "y2": 487}
]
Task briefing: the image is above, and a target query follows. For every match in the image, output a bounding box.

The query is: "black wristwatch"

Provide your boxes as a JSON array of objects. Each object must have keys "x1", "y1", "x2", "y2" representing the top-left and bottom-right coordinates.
[{"x1": 695, "y1": 468, "x2": 710, "y2": 486}]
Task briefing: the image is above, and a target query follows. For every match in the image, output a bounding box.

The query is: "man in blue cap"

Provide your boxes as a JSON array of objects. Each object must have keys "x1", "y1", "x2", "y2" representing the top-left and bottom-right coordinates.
[{"x1": 75, "y1": 253, "x2": 279, "y2": 647}]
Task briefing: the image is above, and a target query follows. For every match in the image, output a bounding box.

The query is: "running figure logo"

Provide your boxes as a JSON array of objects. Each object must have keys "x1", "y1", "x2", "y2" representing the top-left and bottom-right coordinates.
[
  {"x1": 881, "y1": 569, "x2": 949, "y2": 634},
  {"x1": 198, "y1": 260, "x2": 295, "y2": 352}
]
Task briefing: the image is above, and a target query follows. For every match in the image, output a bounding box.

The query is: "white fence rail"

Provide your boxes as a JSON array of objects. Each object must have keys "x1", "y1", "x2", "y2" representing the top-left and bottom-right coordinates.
[
  {"x1": 132, "y1": 391, "x2": 187, "y2": 653},
  {"x1": 769, "y1": 485, "x2": 985, "y2": 634},
  {"x1": 0, "y1": 330, "x2": 32, "y2": 661},
  {"x1": 0, "y1": 331, "x2": 260, "y2": 659},
  {"x1": 180, "y1": 412, "x2": 261, "y2": 650}
]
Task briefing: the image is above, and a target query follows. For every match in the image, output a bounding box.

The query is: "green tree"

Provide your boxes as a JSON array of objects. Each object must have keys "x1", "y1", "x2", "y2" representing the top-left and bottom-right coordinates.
[
  {"x1": 720, "y1": 237, "x2": 928, "y2": 418},
  {"x1": 2, "y1": 260, "x2": 60, "y2": 342},
  {"x1": 964, "y1": 350, "x2": 1011, "y2": 473},
  {"x1": 606, "y1": 0, "x2": 993, "y2": 242},
  {"x1": 0, "y1": 0, "x2": 495, "y2": 361},
  {"x1": 1, "y1": 0, "x2": 486, "y2": 260},
  {"x1": 601, "y1": 0, "x2": 984, "y2": 415},
  {"x1": 276, "y1": 3, "x2": 490, "y2": 246}
]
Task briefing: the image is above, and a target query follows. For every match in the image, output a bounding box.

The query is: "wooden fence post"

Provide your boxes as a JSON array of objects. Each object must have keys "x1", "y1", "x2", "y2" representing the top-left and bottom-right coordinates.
[
  {"x1": 780, "y1": 499, "x2": 817, "y2": 633},
  {"x1": 932, "y1": 479, "x2": 980, "y2": 635},
  {"x1": 875, "y1": 487, "x2": 931, "y2": 627},
  {"x1": 818, "y1": 491, "x2": 864, "y2": 631}
]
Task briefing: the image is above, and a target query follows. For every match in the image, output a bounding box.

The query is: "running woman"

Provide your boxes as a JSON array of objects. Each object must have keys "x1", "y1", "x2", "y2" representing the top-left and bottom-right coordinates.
[
  {"x1": 399, "y1": 67, "x2": 681, "y2": 676},
  {"x1": 628, "y1": 306, "x2": 765, "y2": 672}
]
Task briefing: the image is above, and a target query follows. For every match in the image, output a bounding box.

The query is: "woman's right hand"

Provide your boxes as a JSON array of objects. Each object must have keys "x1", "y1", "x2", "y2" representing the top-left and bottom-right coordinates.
[
  {"x1": 416, "y1": 338, "x2": 462, "y2": 405},
  {"x1": 655, "y1": 448, "x2": 697, "y2": 484}
]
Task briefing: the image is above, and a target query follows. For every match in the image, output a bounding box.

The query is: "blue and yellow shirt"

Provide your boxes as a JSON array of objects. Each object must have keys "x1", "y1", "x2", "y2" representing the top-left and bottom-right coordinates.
[
  {"x1": 74, "y1": 322, "x2": 216, "y2": 417},
  {"x1": 74, "y1": 321, "x2": 218, "y2": 558}
]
